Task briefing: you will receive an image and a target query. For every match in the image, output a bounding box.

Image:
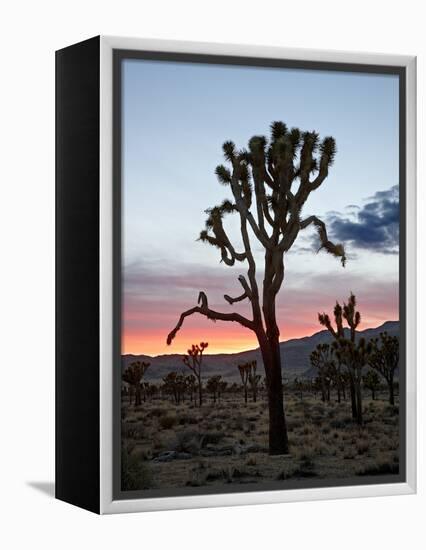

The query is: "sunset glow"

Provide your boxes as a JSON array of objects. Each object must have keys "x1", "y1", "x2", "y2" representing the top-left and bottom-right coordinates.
[{"x1": 121, "y1": 59, "x2": 399, "y2": 358}]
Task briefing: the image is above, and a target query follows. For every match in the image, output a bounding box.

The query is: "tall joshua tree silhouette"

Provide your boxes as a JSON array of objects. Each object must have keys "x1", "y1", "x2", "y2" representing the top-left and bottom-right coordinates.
[
  {"x1": 319, "y1": 293, "x2": 371, "y2": 425},
  {"x1": 182, "y1": 342, "x2": 208, "y2": 406},
  {"x1": 167, "y1": 121, "x2": 346, "y2": 454}
]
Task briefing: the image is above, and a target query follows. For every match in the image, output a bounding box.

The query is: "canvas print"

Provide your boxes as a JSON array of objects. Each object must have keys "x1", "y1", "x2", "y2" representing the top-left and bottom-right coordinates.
[{"x1": 118, "y1": 55, "x2": 402, "y2": 496}]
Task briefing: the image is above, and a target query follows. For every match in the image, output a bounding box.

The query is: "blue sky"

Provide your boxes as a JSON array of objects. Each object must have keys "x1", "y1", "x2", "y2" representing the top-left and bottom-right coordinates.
[{"x1": 121, "y1": 58, "x2": 400, "y2": 355}]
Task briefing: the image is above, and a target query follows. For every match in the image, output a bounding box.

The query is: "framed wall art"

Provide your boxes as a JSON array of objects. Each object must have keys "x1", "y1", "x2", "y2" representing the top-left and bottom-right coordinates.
[{"x1": 56, "y1": 36, "x2": 417, "y2": 514}]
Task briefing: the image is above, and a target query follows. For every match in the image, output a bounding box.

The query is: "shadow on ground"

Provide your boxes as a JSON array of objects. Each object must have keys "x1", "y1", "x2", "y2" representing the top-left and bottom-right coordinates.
[{"x1": 27, "y1": 481, "x2": 55, "y2": 498}]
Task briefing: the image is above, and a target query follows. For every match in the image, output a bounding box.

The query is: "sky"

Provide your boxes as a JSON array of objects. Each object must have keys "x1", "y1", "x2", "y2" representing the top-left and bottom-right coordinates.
[{"x1": 121, "y1": 58, "x2": 400, "y2": 356}]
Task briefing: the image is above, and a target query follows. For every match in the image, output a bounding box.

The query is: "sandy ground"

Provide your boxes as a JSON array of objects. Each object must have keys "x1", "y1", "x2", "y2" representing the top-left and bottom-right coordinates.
[{"x1": 121, "y1": 390, "x2": 399, "y2": 491}]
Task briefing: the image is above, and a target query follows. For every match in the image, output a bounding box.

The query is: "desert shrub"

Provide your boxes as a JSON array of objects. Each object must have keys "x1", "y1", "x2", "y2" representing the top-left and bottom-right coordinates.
[
  {"x1": 159, "y1": 415, "x2": 177, "y2": 429},
  {"x1": 298, "y1": 446, "x2": 316, "y2": 469},
  {"x1": 122, "y1": 422, "x2": 144, "y2": 440},
  {"x1": 287, "y1": 418, "x2": 303, "y2": 431},
  {"x1": 316, "y1": 442, "x2": 330, "y2": 456},
  {"x1": 175, "y1": 430, "x2": 204, "y2": 453},
  {"x1": 276, "y1": 466, "x2": 297, "y2": 480},
  {"x1": 356, "y1": 462, "x2": 399, "y2": 476},
  {"x1": 202, "y1": 431, "x2": 225, "y2": 445},
  {"x1": 121, "y1": 447, "x2": 154, "y2": 491},
  {"x1": 186, "y1": 473, "x2": 206, "y2": 487},
  {"x1": 330, "y1": 419, "x2": 346, "y2": 429},
  {"x1": 177, "y1": 413, "x2": 198, "y2": 425},
  {"x1": 312, "y1": 404, "x2": 325, "y2": 415},
  {"x1": 384, "y1": 405, "x2": 399, "y2": 417},
  {"x1": 205, "y1": 469, "x2": 225, "y2": 482},
  {"x1": 147, "y1": 407, "x2": 166, "y2": 418},
  {"x1": 302, "y1": 424, "x2": 313, "y2": 436},
  {"x1": 292, "y1": 468, "x2": 318, "y2": 478},
  {"x1": 343, "y1": 448, "x2": 356, "y2": 459},
  {"x1": 356, "y1": 439, "x2": 370, "y2": 455},
  {"x1": 311, "y1": 415, "x2": 323, "y2": 427}
]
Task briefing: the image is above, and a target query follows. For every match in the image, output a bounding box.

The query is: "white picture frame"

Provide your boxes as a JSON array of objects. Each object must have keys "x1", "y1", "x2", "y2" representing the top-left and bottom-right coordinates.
[{"x1": 97, "y1": 36, "x2": 416, "y2": 514}]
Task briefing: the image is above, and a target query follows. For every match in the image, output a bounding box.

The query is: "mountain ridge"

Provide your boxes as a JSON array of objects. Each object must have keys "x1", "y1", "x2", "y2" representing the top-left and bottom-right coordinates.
[{"x1": 122, "y1": 320, "x2": 399, "y2": 382}]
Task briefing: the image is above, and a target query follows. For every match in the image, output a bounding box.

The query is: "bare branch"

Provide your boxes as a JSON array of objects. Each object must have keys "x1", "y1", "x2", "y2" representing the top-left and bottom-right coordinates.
[
  {"x1": 167, "y1": 295, "x2": 254, "y2": 345},
  {"x1": 224, "y1": 291, "x2": 248, "y2": 305},
  {"x1": 300, "y1": 215, "x2": 346, "y2": 266},
  {"x1": 224, "y1": 274, "x2": 253, "y2": 305}
]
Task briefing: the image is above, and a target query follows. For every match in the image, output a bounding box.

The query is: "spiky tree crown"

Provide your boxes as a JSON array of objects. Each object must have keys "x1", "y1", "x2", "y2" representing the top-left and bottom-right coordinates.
[
  {"x1": 198, "y1": 120, "x2": 344, "y2": 266},
  {"x1": 122, "y1": 361, "x2": 150, "y2": 386}
]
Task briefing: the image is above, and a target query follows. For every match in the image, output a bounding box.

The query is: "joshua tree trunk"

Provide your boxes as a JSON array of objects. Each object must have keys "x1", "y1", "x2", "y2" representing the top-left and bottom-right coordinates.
[
  {"x1": 197, "y1": 377, "x2": 202, "y2": 407},
  {"x1": 135, "y1": 385, "x2": 142, "y2": 407},
  {"x1": 261, "y1": 340, "x2": 289, "y2": 455},
  {"x1": 348, "y1": 372, "x2": 358, "y2": 420},
  {"x1": 355, "y1": 382, "x2": 363, "y2": 425},
  {"x1": 336, "y1": 364, "x2": 341, "y2": 403},
  {"x1": 388, "y1": 378, "x2": 395, "y2": 405}
]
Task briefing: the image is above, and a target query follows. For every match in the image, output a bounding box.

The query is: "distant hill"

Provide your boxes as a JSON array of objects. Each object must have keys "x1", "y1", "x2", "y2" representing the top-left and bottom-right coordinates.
[{"x1": 122, "y1": 320, "x2": 399, "y2": 382}]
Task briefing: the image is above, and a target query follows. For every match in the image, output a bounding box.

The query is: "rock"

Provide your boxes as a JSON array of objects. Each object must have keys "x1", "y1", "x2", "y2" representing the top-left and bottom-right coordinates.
[
  {"x1": 153, "y1": 451, "x2": 178, "y2": 462},
  {"x1": 200, "y1": 450, "x2": 216, "y2": 457},
  {"x1": 176, "y1": 452, "x2": 192, "y2": 460},
  {"x1": 153, "y1": 450, "x2": 192, "y2": 462},
  {"x1": 242, "y1": 443, "x2": 264, "y2": 453}
]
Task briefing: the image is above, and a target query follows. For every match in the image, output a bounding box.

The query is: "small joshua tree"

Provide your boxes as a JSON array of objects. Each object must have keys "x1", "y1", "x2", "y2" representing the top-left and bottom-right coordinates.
[
  {"x1": 206, "y1": 375, "x2": 223, "y2": 404},
  {"x1": 319, "y1": 293, "x2": 372, "y2": 424},
  {"x1": 182, "y1": 342, "x2": 208, "y2": 406},
  {"x1": 368, "y1": 332, "x2": 399, "y2": 405},
  {"x1": 310, "y1": 343, "x2": 335, "y2": 402},
  {"x1": 248, "y1": 361, "x2": 261, "y2": 402},
  {"x1": 122, "y1": 361, "x2": 150, "y2": 407},
  {"x1": 185, "y1": 374, "x2": 197, "y2": 403},
  {"x1": 162, "y1": 372, "x2": 180, "y2": 404},
  {"x1": 238, "y1": 361, "x2": 261, "y2": 402},
  {"x1": 167, "y1": 122, "x2": 346, "y2": 455},
  {"x1": 363, "y1": 370, "x2": 381, "y2": 400},
  {"x1": 238, "y1": 363, "x2": 250, "y2": 404},
  {"x1": 293, "y1": 377, "x2": 305, "y2": 400}
]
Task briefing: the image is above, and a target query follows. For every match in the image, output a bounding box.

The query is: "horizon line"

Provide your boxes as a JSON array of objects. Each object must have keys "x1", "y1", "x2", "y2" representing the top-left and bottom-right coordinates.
[{"x1": 122, "y1": 319, "x2": 399, "y2": 358}]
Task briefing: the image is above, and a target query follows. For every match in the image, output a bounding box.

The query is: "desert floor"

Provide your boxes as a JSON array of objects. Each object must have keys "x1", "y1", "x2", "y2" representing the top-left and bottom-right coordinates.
[{"x1": 121, "y1": 391, "x2": 400, "y2": 491}]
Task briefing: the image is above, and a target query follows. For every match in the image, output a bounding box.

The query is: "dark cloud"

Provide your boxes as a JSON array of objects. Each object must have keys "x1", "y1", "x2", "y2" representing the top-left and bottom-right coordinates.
[{"x1": 328, "y1": 185, "x2": 399, "y2": 253}]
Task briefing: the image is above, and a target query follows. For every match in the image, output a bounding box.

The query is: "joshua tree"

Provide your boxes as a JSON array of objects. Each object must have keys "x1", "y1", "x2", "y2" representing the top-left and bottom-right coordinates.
[
  {"x1": 218, "y1": 379, "x2": 228, "y2": 401},
  {"x1": 206, "y1": 375, "x2": 223, "y2": 403},
  {"x1": 363, "y1": 370, "x2": 381, "y2": 400},
  {"x1": 319, "y1": 293, "x2": 359, "y2": 419},
  {"x1": 122, "y1": 361, "x2": 150, "y2": 407},
  {"x1": 293, "y1": 377, "x2": 305, "y2": 400},
  {"x1": 182, "y1": 342, "x2": 208, "y2": 406},
  {"x1": 368, "y1": 332, "x2": 399, "y2": 405},
  {"x1": 162, "y1": 372, "x2": 180, "y2": 404},
  {"x1": 320, "y1": 294, "x2": 373, "y2": 424},
  {"x1": 248, "y1": 361, "x2": 261, "y2": 402},
  {"x1": 167, "y1": 122, "x2": 345, "y2": 454},
  {"x1": 238, "y1": 363, "x2": 250, "y2": 404},
  {"x1": 185, "y1": 374, "x2": 197, "y2": 403},
  {"x1": 310, "y1": 343, "x2": 335, "y2": 402}
]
